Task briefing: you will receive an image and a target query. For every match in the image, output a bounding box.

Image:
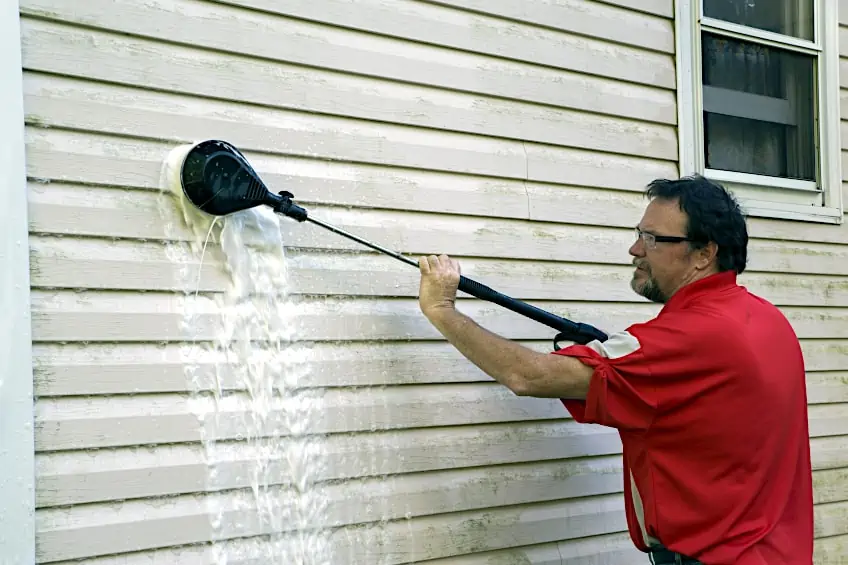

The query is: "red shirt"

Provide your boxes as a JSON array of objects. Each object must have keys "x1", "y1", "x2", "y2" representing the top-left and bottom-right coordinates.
[{"x1": 555, "y1": 271, "x2": 813, "y2": 565}]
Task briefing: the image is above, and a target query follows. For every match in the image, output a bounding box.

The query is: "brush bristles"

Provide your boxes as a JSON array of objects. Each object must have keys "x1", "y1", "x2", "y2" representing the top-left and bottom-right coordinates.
[{"x1": 160, "y1": 142, "x2": 217, "y2": 238}]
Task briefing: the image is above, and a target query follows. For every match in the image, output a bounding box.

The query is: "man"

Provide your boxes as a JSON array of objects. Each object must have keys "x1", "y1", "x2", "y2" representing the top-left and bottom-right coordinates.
[{"x1": 417, "y1": 175, "x2": 813, "y2": 565}]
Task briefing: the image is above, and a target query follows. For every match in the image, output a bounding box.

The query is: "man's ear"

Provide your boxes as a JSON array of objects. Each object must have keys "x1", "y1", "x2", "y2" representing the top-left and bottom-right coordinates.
[{"x1": 695, "y1": 241, "x2": 719, "y2": 270}]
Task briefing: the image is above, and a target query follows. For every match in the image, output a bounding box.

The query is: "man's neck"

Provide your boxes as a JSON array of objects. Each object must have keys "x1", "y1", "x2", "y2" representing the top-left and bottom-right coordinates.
[{"x1": 669, "y1": 266, "x2": 721, "y2": 298}]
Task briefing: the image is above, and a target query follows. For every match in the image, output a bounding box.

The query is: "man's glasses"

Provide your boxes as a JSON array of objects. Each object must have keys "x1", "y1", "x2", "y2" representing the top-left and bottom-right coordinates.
[{"x1": 635, "y1": 227, "x2": 690, "y2": 250}]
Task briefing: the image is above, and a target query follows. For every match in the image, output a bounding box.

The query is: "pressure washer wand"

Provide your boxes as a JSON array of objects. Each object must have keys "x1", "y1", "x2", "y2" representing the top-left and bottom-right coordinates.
[
  {"x1": 175, "y1": 139, "x2": 608, "y2": 348},
  {"x1": 306, "y1": 216, "x2": 419, "y2": 268},
  {"x1": 276, "y1": 193, "x2": 607, "y2": 347}
]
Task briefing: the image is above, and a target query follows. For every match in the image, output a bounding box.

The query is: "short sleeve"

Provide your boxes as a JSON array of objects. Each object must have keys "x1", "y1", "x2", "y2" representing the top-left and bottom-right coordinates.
[{"x1": 555, "y1": 313, "x2": 719, "y2": 431}]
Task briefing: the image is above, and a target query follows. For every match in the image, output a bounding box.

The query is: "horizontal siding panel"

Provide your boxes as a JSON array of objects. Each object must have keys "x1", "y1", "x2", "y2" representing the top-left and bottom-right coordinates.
[
  {"x1": 33, "y1": 394, "x2": 848, "y2": 452},
  {"x1": 815, "y1": 468, "x2": 848, "y2": 505},
  {"x1": 815, "y1": 533, "x2": 848, "y2": 565},
  {"x1": 32, "y1": 341, "x2": 848, "y2": 395},
  {"x1": 595, "y1": 0, "x2": 673, "y2": 18},
  {"x1": 801, "y1": 345, "x2": 848, "y2": 373},
  {"x1": 20, "y1": 0, "x2": 676, "y2": 92},
  {"x1": 39, "y1": 539, "x2": 641, "y2": 565},
  {"x1": 286, "y1": 223, "x2": 848, "y2": 279},
  {"x1": 28, "y1": 244, "x2": 224, "y2": 294},
  {"x1": 816, "y1": 435, "x2": 848, "y2": 471},
  {"x1": 26, "y1": 184, "x2": 848, "y2": 276},
  {"x1": 31, "y1": 341, "x2": 509, "y2": 395},
  {"x1": 27, "y1": 288, "x2": 848, "y2": 349},
  {"x1": 35, "y1": 415, "x2": 622, "y2": 462},
  {"x1": 35, "y1": 434, "x2": 847, "y2": 509},
  {"x1": 813, "y1": 436, "x2": 848, "y2": 470},
  {"x1": 810, "y1": 404, "x2": 848, "y2": 438},
  {"x1": 25, "y1": 135, "x2": 848, "y2": 245},
  {"x1": 21, "y1": 80, "x2": 676, "y2": 189},
  {"x1": 816, "y1": 501, "x2": 848, "y2": 538},
  {"x1": 417, "y1": 532, "x2": 642, "y2": 565},
  {"x1": 33, "y1": 490, "x2": 848, "y2": 564},
  {"x1": 26, "y1": 285, "x2": 848, "y2": 342},
  {"x1": 27, "y1": 235, "x2": 848, "y2": 307},
  {"x1": 37, "y1": 492, "x2": 627, "y2": 564},
  {"x1": 228, "y1": 0, "x2": 677, "y2": 54},
  {"x1": 23, "y1": 73, "x2": 678, "y2": 166},
  {"x1": 33, "y1": 383, "x2": 565, "y2": 450},
  {"x1": 808, "y1": 372, "x2": 848, "y2": 402},
  {"x1": 42, "y1": 533, "x2": 639, "y2": 565},
  {"x1": 416, "y1": 0, "x2": 674, "y2": 53},
  {"x1": 415, "y1": 542, "x2": 566, "y2": 565},
  {"x1": 35, "y1": 422, "x2": 622, "y2": 505},
  {"x1": 37, "y1": 450, "x2": 622, "y2": 510}
]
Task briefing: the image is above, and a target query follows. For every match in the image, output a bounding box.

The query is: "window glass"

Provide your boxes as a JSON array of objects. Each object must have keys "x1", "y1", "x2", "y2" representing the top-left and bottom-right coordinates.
[
  {"x1": 701, "y1": 33, "x2": 816, "y2": 180},
  {"x1": 703, "y1": 0, "x2": 815, "y2": 41}
]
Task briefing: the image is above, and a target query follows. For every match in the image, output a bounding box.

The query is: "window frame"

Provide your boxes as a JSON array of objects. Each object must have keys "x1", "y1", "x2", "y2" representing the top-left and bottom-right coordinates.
[
  {"x1": 0, "y1": 0, "x2": 36, "y2": 561},
  {"x1": 675, "y1": 0, "x2": 843, "y2": 224}
]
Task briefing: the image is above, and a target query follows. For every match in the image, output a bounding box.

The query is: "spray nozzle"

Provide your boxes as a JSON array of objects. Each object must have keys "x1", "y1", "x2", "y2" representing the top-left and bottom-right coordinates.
[{"x1": 270, "y1": 191, "x2": 308, "y2": 222}]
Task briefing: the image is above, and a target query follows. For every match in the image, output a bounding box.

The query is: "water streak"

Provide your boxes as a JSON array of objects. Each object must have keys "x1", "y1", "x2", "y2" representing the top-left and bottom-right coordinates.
[{"x1": 158, "y1": 147, "x2": 334, "y2": 564}]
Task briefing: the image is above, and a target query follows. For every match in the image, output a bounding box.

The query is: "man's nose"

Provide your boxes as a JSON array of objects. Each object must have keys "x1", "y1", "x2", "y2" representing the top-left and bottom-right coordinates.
[{"x1": 629, "y1": 237, "x2": 644, "y2": 257}]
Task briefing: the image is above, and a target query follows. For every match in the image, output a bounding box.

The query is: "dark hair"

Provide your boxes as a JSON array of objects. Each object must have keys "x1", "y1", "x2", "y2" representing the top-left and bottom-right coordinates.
[{"x1": 645, "y1": 174, "x2": 748, "y2": 274}]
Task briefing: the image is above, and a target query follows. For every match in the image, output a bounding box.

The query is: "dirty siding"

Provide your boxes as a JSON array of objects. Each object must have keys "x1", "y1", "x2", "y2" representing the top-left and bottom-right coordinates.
[{"x1": 17, "y1": 0, "x2": 848, "y2": 563}]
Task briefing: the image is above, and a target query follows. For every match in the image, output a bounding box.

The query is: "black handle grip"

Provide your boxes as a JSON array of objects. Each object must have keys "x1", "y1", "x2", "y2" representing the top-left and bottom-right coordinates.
[{"x1": 457, "y1": 276, "x2": 607, "y2": 346}]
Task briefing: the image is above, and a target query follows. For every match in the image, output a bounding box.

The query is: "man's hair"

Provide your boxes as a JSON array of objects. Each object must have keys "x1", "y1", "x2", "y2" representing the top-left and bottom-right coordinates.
[{"x1": 645, "y1": 174, "x2": 748, "y2": 274}]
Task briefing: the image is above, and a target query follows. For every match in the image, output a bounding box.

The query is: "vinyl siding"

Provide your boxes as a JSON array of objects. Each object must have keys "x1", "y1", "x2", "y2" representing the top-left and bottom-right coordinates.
[{"x1": 17, "y1": 0, "x2": 848, "y2": 563}]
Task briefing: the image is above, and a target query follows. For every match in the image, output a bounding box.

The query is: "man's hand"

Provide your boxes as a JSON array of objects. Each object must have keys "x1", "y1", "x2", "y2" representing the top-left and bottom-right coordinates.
[
  {"x1": 418, "y1": 254, "x2": 461, "y2": 318},
  {"x1": 416, "y1": 252, "x2": 592, "y2": 399}
]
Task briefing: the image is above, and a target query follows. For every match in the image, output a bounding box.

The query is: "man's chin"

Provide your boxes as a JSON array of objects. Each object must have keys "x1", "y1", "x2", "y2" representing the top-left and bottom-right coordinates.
[
  {"x1": 631, "y1": 276, "x2": 666, "y2": 304},
  {"x1": 630, "y1": 278, "x2": 646, "y2": 297},
  {"x1": 630, "y1": 271, "x2": 647, "y2": 291}
]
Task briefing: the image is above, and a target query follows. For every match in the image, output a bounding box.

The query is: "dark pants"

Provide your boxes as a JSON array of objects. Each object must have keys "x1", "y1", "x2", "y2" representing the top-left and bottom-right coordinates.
[{"x1": 648, "y1": 546, "x2": 703, "y2": 565}]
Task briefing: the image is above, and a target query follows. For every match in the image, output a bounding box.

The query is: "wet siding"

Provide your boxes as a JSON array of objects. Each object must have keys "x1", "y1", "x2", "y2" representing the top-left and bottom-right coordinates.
[{"x1": 19, "y1": 0, "x2": 848, "y2": 562}]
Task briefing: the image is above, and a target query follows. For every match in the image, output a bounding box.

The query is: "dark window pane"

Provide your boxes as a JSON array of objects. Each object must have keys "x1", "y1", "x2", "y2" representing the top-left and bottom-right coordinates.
[
  {"x1": 703, "y1": 0, "x2": 814, "y2": 41},
  {"x1": 701, "y1": 33, "x2": 816, "y2": 181}
]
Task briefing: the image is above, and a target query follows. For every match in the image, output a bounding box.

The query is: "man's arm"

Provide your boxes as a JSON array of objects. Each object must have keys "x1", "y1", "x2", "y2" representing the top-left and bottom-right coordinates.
[
  {"x1": 418, "y1": 254, "x2": 594, "y2": 399},
  {"x1": 425, "y1": 305, "x2": 594, "y2": 399}
]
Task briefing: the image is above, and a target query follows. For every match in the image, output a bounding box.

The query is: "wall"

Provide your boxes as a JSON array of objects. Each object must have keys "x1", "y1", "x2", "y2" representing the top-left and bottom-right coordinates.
[{"x1": 16, "y1": 0, "x2": 848, "y2": 563}]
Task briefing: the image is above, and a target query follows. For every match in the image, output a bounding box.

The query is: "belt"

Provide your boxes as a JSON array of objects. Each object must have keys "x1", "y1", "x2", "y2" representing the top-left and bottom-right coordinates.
[{"x1": 648, "y1": 546, "x2": 702, "y2": 565}]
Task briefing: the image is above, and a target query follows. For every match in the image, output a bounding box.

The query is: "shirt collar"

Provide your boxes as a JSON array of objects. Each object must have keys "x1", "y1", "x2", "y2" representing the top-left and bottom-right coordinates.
[{"x1": 661, "y1": 270, "x2": 739, "y2": 312}]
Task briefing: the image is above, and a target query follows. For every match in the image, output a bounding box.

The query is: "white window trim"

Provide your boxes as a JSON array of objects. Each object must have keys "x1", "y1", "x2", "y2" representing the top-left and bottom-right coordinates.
[
  {"x1": 675, "y1": 0, "x2": 844, "y2": 225},
  {"x1": 0, "y1": 0, "x2": 35, "y2": 562}
]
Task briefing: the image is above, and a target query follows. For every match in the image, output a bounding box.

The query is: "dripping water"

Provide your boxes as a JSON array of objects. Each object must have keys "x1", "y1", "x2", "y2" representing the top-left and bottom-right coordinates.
[{"x1": 157, "y1": 148, "x2": 334, "y2": 564}]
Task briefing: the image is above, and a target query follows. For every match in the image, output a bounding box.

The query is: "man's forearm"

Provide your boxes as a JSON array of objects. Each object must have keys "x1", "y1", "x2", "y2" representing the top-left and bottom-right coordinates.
[
  {"x1": 423, "y1": 305, "x2": 594, "y2": 400},
  {"x1": 416, "y1": 254, "x2": 593, "y2": 399},
  {"x1": 425, "y1": 306, "x2": 538, "y2": 392}
]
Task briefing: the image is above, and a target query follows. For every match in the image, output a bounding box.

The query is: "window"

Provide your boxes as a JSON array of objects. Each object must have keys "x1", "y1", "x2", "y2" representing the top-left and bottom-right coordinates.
[{"x1": 675, "y1": 0, "x2": 843, "y2": 223}]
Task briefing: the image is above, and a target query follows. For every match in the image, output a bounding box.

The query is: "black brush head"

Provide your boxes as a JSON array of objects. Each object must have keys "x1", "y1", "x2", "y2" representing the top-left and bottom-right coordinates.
[{"x1": 179, "y1": 139, "x2": 274, "y2": 216}]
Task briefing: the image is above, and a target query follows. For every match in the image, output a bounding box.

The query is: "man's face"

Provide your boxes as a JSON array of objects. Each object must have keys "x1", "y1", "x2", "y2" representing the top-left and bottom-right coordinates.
[{"x1": 629, "y1": 198, "x2": 698, "y2": 304}]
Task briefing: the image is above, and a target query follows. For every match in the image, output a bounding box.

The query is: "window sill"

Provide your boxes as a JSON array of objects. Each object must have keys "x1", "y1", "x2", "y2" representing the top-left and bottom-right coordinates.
[
  {"x1": 736, "y1": 198, "x2": 843, "y2": 225},
  {"x1": 702, "y1": 169, "x2": 843, "y2": 225}
]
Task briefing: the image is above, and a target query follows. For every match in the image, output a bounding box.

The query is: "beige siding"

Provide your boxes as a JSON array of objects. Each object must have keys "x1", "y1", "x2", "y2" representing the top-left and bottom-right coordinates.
[
  {"x1": 821, "y1": 3, "x2": 848, "y2": 562},
  {"x1": 18, "y1": 0, "x2": 848, "y2": 563}
]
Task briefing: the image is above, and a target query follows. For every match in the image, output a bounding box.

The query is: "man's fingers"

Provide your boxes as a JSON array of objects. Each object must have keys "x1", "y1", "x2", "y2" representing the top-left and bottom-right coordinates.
[
  {"x1": 421, "y1": 254, "x2": 461, "y2": 276},
  {"x1": 440, "y1": 255, "x2": 460, "y2": 276}
]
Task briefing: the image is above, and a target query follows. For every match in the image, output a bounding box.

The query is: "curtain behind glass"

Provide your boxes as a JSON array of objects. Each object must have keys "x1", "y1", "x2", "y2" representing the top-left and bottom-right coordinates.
[{"x1": 701, "y1": 33, "x2": 816, "y2": 181}]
